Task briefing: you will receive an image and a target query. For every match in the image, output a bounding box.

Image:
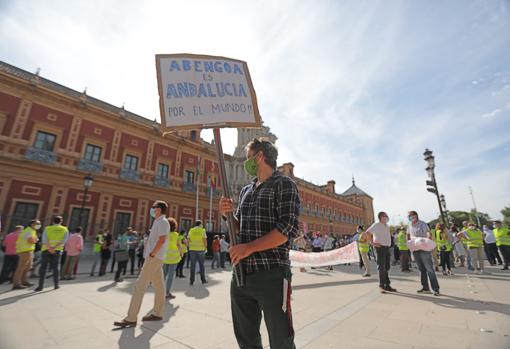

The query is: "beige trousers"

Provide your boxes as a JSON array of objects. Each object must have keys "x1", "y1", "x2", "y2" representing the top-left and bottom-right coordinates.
[
  {"x1": 469, "y1": 246, "x2": 485, "y2": 271},
  {"x1": 360, "y1": 252, "x2": 371, "y2": 274},
  {"x1": 126, "y1": 256, "x2": 165, "y2": 321},
  {"x1": 13, "y1": 251, "x2": 33, "y2": 286},
  {"x1": 431, "y1": 249, "x2": 439, "y2": 268}
]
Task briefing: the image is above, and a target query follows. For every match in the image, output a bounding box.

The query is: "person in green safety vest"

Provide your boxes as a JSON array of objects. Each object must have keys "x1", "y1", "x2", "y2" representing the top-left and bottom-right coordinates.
[
  {"x1": 396, "y1": 227, "x2": 411, "y2": 272},
  {"x1": 187, "y1": 220, "x2": 207, "y2": 285},
  {"x1": 12, "y1": 219, "x2": 40, "y2": 289},
  {"x1": 357, "y1": 227, "x2": 371, "y2": 277},
  {"x1": 163, "y1": 218, "x2": 184, "y2": 299},
  {"x1": 493, "y1": 220, "x2": 510, "y2": 270},
  {"x1": 90, "y1": 230, "x2": 105, "y2": 276},
  {"x1": 435, "y1": 225, "x2": 453, "y2": 276},
  {"x1": 35, "y1": 215, "x2": 69, "y2": 291},
  {"x1": 458, "y1": 222, "x2": 486, "y2": 274}
]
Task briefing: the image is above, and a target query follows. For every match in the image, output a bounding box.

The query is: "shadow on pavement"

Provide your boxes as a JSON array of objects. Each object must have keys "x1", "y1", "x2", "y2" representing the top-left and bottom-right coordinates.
[
  {"x1": 388, "y1": 291, "x2": 510, "y2": 317},
  {"x1": 0, "y1": 288, "x2": 53, "y2": 306},
  {"x1": 116, "y1": 304, "x2": 180, "y2": 349}
]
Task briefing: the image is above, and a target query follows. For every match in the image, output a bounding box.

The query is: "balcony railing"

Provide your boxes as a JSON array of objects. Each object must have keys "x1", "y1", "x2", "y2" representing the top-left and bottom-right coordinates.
[
  {"x1": 183, "y1": 182, "x2": 197, "y2": 193},
  {"x1": 77, "y1": 159, "x2": 103, "y2": 173},
  {"x1": 24, "y1": 147, "x2": 57, "y2": 165},
  {"x1": 119, "y1": 168, "x2": 140, "y2": 182},
  {"x1": 154, "y1": 176, "x2": 170, "y2": 188}
]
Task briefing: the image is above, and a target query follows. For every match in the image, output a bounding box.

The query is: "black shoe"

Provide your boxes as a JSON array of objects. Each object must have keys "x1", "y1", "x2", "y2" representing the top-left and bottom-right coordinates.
[
  {"x1": 385, "y1": 286, "x2": 397, "y2": 292},
  {"x1": 54, "y1": 285, "x2": 60, "y2": 290},
  {"x1": 502, "y1": 267, "x2": 509, "y2": 270},
  {"x1": 189, "y1": 282, "x2": 194, "y2": 286},
  {"x1": 34, "y1": 286, "x2": 43, "y2": 292},
  {"x1": 417, "y1": 288, "x2": 431, "y2": 294},
  {"x1": 379, "y1": 286, "x2": 387, "y2": 294},
  {"x1": 202, "y1": 280, "x2": 208, "y2": 284},
  {"x1": 22, "y1": 282, "x2": 34, "y2": 287},
  {"x1": 433, "y1": 291, "x2": 440, "y2": 296}
]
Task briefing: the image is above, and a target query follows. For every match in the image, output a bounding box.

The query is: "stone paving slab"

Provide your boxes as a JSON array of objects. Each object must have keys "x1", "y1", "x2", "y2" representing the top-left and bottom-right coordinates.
[{"x1": 0, "y1": 259, "x2": 509, "y2": 349}]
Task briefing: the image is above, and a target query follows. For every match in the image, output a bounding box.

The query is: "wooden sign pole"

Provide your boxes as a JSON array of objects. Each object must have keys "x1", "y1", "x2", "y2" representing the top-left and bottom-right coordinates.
[{"x1": 213, "y1": 128, "x2": 245, "y2": 287}]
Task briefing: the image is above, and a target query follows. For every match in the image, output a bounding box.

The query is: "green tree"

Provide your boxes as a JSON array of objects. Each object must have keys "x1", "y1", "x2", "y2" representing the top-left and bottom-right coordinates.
[
  {"x1": 501, "y1": 204, "x2": 510, "y2": 226},
  {"x1": 428, "y1": 210, "x2": 492, "y2": 228}
]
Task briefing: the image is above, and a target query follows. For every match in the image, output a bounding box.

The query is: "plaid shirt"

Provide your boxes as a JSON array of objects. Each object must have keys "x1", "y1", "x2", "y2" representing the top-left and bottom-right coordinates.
[{"x1": 235, "y1": 171, "x2": 300, "y2": 274}]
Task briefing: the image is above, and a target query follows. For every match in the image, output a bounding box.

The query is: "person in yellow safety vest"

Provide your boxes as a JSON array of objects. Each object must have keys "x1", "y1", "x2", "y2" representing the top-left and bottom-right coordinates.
[
  {"x1": 357, "y1": 227, "x2": 371, "y2": 277},
  {"x1": 458, "y1": 222, "x2": 486, "y2": 274},
  {"x1": 90, "y1": 230, "x2": 105, "y2": 276},
  {"x1": 493, "y1": 220, "x2": 510, "y2": 270},
  {"x1": 187, "y1": 220, "x2": 207, "y2": 285},
  {"x1": 35, "y1": 215, "x2": 69, "y2": 291},
  {"x1": 12, "y1": 220, "x2": 40, "y2": 289},
  {"x1": 163, "y1": 218, "x2": 184, "y2": 299},
  {"x1": 396, "y1": 228, "x2": 411, "y2": 272},
  {"x1": 430, "y1": 223, "x2": 442, "y2": 271},
  {"x1": 435, "y1": 226, "x2": 453, "y2": 276}
]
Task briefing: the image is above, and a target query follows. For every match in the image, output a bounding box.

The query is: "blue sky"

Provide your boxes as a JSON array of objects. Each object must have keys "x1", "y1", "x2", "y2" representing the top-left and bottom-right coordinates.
[{"x1": 1, "y1": 0, "x2": 509, "y2": 223}]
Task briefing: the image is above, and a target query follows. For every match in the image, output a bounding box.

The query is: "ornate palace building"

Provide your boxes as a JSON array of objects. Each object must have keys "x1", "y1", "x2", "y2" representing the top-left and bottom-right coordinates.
[{"x1": 0, "y1": 60, "x2": 373, "y2": 239}]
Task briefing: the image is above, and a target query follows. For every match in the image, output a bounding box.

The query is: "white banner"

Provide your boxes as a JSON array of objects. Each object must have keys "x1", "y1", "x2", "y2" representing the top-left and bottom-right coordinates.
[
  {"x1": 156, "y1": 54, "x2": 261, "y2": 131},
  {"x1": 290, "y1": 242, "x2": 360, "y2": 267}
]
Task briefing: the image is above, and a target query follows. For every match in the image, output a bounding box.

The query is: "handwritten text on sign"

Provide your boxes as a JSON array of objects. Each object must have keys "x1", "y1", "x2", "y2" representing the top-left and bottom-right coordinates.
[{"x1": 156, "y1": 55, "x2": 260, "y2": 129}]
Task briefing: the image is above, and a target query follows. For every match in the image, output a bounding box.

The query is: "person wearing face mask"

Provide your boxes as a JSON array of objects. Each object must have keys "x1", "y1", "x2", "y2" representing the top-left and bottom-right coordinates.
[
  {"x1": 219, "y1": 137, "x2": 300, "y2": 349},
  {"x1": 366, "y1": 212, "x2": 396, "y2": 293},
  {"x1": 407, "y1": 211, "x2": 440, "y2": 296},
  {"x1": 12, "y1": 220, "x2": 40, "y2": 289},
  {"x1": 114, "y1": 200, "x2": 169, "y2": 328},
  {"x1": 493, "y1": 220, "x2": 510, "y2": 270}
]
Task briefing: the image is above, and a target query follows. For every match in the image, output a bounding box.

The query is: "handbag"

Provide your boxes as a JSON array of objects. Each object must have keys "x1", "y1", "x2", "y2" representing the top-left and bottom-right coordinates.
[{"x1": 114, "y1": 250, "x2": 129, "y2": 262}]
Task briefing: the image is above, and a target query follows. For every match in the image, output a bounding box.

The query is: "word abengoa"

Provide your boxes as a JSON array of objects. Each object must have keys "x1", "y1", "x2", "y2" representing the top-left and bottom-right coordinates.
[
  {"x1": 156, "y1": 54, "x2": 261, "y2": 130},
  {"x1": 167, "y1": 59, "x2": 244, "y2": 75}
]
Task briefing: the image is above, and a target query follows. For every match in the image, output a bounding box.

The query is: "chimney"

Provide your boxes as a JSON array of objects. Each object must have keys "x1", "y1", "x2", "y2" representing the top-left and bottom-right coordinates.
[
  {"x1": 326, "y1": 180, "x2": 336, "y2": 194},
  {"x1": 279, "y1": 162, "x2": 295, "y2": 177}
]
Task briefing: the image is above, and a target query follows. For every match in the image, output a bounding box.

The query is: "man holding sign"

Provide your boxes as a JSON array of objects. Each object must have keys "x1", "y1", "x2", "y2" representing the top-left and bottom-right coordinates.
[{"x1": 219, "y1": 138, "x2": 299, "y2": 349}]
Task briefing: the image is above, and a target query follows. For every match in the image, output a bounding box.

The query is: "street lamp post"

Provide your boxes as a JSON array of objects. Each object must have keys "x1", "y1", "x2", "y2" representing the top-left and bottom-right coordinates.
[
  {"x1": 423, "y1": 149, "x2": 447, "y2": 225},
  {"x1": 80, "y1": 174, "x2": 94, "y2": 237},
  {"x1": 439, "y1": 194, "x2": 452, "y2": 225}
]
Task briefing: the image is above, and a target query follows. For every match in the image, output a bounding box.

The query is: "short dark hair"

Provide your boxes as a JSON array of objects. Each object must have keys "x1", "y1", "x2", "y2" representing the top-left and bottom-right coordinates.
[
  {"x1": 153, "y1": 200, "x2": 168, "y2": 214},
  {"x1": 408, "y1": 211, "x2": 419, "y2": 219},
  {"x1": 52, "y1": 215, "x2": 63, "y2": 224},
  {"x1": 246, "y1": 137, "x2": 278, "y2": 169},
  {"x1": 29, "y1": 219, "x2": 40, "y2": 226},
  {"x1": 195, "y1": 220, "x2": 202, "y2": 226},
  {"x1": 168, "y1": 217, "x2": 178, "y2": 232},
  {"x1": 75, "y1": 226, "x2": 82, "y2": 233},
  {"x1": 377, "y1": 212, "x2": 388, "y2": 220}
]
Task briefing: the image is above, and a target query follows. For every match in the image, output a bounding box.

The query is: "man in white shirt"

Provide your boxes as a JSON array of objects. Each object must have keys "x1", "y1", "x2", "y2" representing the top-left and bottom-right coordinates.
[
  {"x1": 483, "y1": 225, "x2": 502, "y2": 265},
  {"x1": 219, "y1": 235, "x2": 229, "y2": 268},
  {"x1": 366, "y1": 212, "x2": 396, "y2": 293},
  {"x1": 114, "y1": 200, "x2": 169, "y2": 328},
  {"x1": 407, "y1": 210, "x2": 440, "y2": 296}
]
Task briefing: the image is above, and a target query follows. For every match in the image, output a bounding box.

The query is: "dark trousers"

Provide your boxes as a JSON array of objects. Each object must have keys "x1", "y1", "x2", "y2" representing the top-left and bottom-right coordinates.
[
  {"x1": 485, "y1": 243, "x2": 502, "y2": 265},
  {"x1": 375, "y1": 246, "x2": 391, "y2": 288},
  {"x1": 115, "y1": 261, "x2": 128, "y2": 281},
  {"x1": 499, "y1": 245, "x2": 510, "y2": 268},
  {"x1": 393, "y1": 246, "x2": 400, "y2": 262},
  {"x1": 231, "y1": 266, "x2": 295, "y2": 349},
  {"x1": 128, "y1": 249, "x2": 136, "y2": 274},
  {"x1": 189, "y1": 251, "x2": 206, "y2": 284},
  {"x1": 0, "y1": 255, "x2": 19, "y2": 283},
  {"x1": 38, "y1": 251, "x2": 61, "y2": 288},
  {"x1": 439, "y1": 250, "x2": 452, "y2": 271},
  {"x1": 176, "y1": 253, "x2": 186, "y2": 276},
  {"x1": 220, "y1": 251, "x2": 228, "y2": 268},
  {"x1": 400, "y1": 250, "x2": 411, "y2": 271},
  {"x1": 413, "y1": 250, "x2": 440, "y2": 292},
  {"x1": 99, "y1": 257, "x2": 110, "y2": 276},
  {"x1": 110, "y1": 253, "x2": 116, "y2": 273}
]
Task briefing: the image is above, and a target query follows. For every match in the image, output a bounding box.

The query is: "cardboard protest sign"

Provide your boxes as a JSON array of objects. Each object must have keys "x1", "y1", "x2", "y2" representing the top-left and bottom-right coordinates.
[{"x1": 156, "y1": 54, "x2": 262, "y2": 131}]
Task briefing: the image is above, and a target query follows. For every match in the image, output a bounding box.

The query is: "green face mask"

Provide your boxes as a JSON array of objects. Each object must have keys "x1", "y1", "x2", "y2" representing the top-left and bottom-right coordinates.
[{"x1": 244, "y1": 153, "x2": 259, "y2": 176}]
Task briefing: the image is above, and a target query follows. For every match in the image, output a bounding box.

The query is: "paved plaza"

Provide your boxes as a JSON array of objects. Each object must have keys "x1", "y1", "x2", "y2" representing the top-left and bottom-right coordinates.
[{"x1": 0, "y1": 256, "x2": 509, "y2": 349}]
